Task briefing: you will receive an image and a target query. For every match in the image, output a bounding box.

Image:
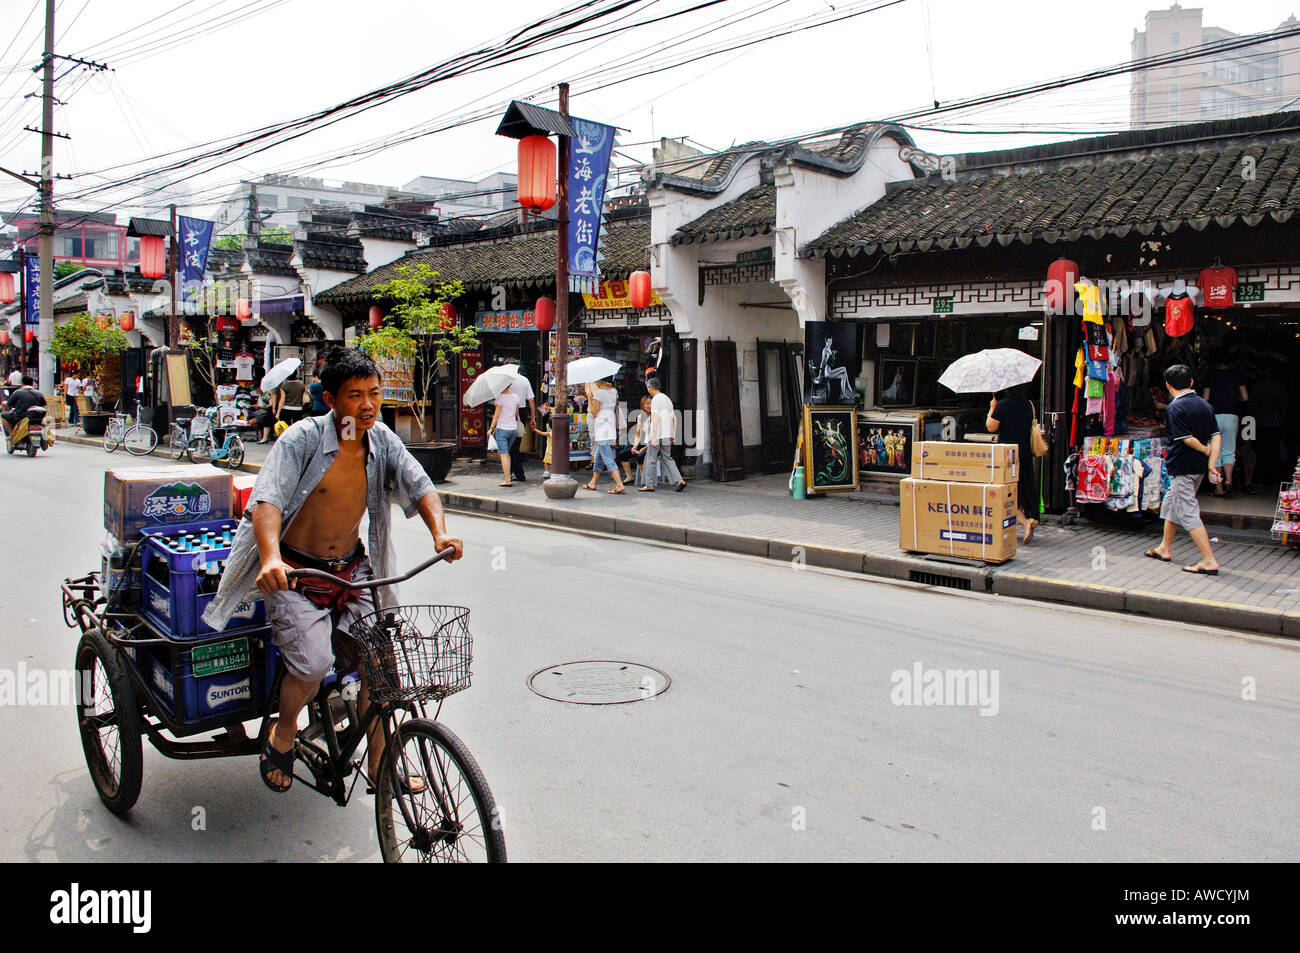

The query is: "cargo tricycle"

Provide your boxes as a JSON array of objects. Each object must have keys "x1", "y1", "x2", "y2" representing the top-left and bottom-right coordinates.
[{"x1": 61, "y1": 519, "x2": 505, "y2": 863}]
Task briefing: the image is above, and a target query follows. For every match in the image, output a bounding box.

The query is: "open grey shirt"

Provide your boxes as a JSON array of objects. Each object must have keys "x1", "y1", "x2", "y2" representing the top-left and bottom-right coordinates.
[{"x1": 202, "y1": 411, "x2": 436, "y2": 631}]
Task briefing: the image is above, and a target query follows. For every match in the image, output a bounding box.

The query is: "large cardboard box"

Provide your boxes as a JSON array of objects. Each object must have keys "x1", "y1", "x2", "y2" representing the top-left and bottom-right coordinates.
[
  {"x1": 105, "y1": 465, "x2": 234, "y2": 540},
  {"x1": 899, "y1": 478, "x2": 1018, "y2": 563},
  {"x1": 912, "y1": 441, "x2": 1019, "y2": 484}
]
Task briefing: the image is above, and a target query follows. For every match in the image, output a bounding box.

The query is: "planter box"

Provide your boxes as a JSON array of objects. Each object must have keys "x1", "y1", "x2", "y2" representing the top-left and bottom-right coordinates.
[
  {"x1": 406, "y1": 442, "x2": 457, "y2": 483},
  {"x1": 80, "y1": 412, "x2": 110, "y2": 436}
]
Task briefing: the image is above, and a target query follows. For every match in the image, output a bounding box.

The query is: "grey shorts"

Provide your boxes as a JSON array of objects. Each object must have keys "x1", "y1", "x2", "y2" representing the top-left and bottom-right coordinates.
[
  {"x1": 1160, "y1": 474, "x2": 1205, "y2": 531},
  {"x1": 265, "y1": 555, "x2": 375, "y2": 682}
]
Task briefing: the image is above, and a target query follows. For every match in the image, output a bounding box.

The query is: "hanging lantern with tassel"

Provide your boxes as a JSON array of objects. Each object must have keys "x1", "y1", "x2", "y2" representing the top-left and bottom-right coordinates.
[
  {"x1": 535, "y1": 296, "x2": 555, "y2": 332},
  {"x1": 139, "y1": 235, "x2": 167, "y2": 279},
  {"x1": 120, "y1": 312, "x2": 135, "y2": 333},
  {"x1": 628, "y1": 270, "x2": 652, "y2": 310},
  {"x1": 0, "y1": 271, "x2": 14, "y2": 305}
]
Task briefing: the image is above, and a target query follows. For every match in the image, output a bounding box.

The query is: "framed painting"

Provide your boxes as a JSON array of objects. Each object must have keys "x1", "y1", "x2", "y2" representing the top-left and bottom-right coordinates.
[
  {"x1": 803, "y1": 405, "x2": 859, "y2": 493},
  {"x1": 877, "y1": 358, "x2": 916, "y2": 407}
]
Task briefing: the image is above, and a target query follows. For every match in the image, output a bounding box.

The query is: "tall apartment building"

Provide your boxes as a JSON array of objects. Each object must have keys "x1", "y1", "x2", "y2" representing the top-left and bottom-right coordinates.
[
  {"x1": 1131, "y1": 4, "x2": 1300, "y2": 126},
  {"x1": 210, "y1": 175, "x2": 438, "y2": 235},
  {"x1": 400, "y1": 172, "x2": 518, "y2": 219}
]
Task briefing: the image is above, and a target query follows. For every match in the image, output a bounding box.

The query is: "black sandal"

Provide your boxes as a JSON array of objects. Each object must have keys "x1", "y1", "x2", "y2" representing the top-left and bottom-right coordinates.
[{"x1": 259, "y1": 732, "x2": 295, "y2": 793}]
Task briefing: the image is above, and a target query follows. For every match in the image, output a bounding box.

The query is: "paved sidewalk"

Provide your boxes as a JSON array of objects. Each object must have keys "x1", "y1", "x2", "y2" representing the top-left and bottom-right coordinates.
[{"x1": 51, "y1": 423, "x2": 1298, "y2": 636}]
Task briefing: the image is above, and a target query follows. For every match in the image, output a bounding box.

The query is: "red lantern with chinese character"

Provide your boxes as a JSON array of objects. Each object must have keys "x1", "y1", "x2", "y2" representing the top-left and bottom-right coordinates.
[
  {"x1": 517, "y1": 135, "x2": 557, "y2": 213},
  {"x1": 0, "y1": 328, "x2": 9, "y2": 346},
  {"x1": 139, "y1": 234, "x2": 167, "y2": 279},
  {"x1": 236, "y1": 298, "x2": 252, "y2": 321},
  {"x1": 1044, "y1": 258, "x2": 1078, "y2": 314},
  {"x1": 25, "y1": 329, "x2": 35, "y2": 343},
  {"x1": 629, "y1": 270, "x2": 652, "y2": 309},
  {"x1": 119, "y1": 313, "x2": 135, "y2": 333},
  {"x1": 535, "y1": 296, "x2": 555, "y2": 332},
  {"x1": 439, "y1": 300, "x2": 457, "y2": 332},
  {"x1": 369, "y1": 305, "x2": 384, "y2": 329},
  {"x1": 0, "y1": 272, "x2": 14, "y2": 304}
]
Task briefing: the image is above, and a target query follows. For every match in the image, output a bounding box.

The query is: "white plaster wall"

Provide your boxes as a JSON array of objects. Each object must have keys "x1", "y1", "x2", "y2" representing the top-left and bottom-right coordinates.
[{"x1": 361, "y1": 238, "x2": 414, "y2": 270}]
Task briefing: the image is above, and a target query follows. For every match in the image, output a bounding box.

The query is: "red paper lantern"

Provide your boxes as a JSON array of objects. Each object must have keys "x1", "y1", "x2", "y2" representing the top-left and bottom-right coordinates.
[
  {"x1": 236, "y1": 298, "x2": 252, "y2": 321},
  {"x1": 629, "y1": 270, "x2": 652, "y2": 309},
  {"x1": 0, "y1": 328, "x2": 9, "y2": 346},
  {"x1": 0, "y1": 272, "x2": 14, "y2": 304},
  {"x1": 369, "y1": 305, "x2": 384, "y2": 329},
  {"x1": 517, "y1": 135, "x2": 557, "y2": 214},
  {"x1": 119, "y1": 313, "x2": 135, "y2": 333},
  {"x1": 25, "y1": 329, "x2": 35, "y2": 343},
  {"x1": 1044, "y1": 258, "x2": 1078, "y2": 314},
  {"x1": 440, "y1": 300, "x2": 457, "y2": 332},
  {"x1": 535, "y1": 296, "x2": 555, "y2": 332},
  {"x1": 139, "y1": 234, "x2": 167, "y2": 279},
  {"x1": 96, "y1": 314, "x2": 110, "y2": 330}
]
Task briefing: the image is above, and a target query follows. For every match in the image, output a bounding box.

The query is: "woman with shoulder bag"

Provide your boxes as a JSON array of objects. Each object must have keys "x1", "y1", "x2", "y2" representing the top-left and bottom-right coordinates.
[{"x1": 986, "y1": 382, "x2": 1045, "y2": 543}]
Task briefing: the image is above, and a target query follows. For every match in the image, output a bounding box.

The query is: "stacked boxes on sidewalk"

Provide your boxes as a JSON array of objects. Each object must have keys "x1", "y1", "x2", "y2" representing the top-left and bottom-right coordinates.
[{"x1": 899, "y1": 442, "x2": 1019, "y2": 564}]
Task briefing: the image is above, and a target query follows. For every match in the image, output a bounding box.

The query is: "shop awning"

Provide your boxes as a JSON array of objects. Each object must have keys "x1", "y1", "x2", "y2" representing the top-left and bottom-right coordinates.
[{"x1": 255, "y1": 295, "x2": 304, "y2": 314}]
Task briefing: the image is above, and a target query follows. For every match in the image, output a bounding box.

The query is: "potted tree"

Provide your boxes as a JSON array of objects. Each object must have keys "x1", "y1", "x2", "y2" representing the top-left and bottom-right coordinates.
[
  {"x1": 359, "y1": 263, "x2": 477, "y2": 482},
  {"x1": 48, "y1": 313, "x2": 129, "y2": 436}
]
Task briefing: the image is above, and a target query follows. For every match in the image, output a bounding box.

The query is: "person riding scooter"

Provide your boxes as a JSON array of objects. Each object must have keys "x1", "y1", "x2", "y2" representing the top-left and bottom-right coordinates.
[{"x1": 2, "y1": 375, "x2": 48, "y2": 451}]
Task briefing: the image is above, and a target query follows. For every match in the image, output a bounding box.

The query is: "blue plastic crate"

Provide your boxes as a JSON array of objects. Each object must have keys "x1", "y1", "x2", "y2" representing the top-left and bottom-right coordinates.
[
  {"x1": 140, "y1": 518, "x2": 264, "y2": 639},
  {"x1": 127, "y1": 624, "x2": 279, "y2": 729}
]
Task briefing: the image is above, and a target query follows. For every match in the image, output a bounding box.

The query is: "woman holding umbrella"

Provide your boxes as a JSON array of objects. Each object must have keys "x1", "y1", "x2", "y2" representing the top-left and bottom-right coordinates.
[{"x1": 986, "y1": 383, "x2": 1039, "y2": 543}]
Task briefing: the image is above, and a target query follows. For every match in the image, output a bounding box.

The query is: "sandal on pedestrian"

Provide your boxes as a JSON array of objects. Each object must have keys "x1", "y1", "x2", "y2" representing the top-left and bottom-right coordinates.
[
  {"x1": 1143, "y1": 549, "x2": 1171, "y2": 562},
  {"x1": 259, "y1": 726, "x2": 294, "y2": 794},
  {"x1": 1023, "y1": 519, "x2": 1037, "y2": 544},
  {"x1": 1182, "y1": 565, "x2": 1219, "y2": 575},
  {"x1": 498, "y1": 481, "x2": 512, "y2": 487},
  {"x1": 638, "y1": 485, "x2": 655, "y2": 492},
  {"x1": 366, "y1": 768, "x2": 426, "y2": 796},
  {"x1": 582, "y1": 482, "x2": 598, "y2": 491},
  {"x1": 675, "y1": 481, "x2": 687, "y2": 492},
  {"x1": 608, "y1": 487, "x2": 625, "y2": 494}
]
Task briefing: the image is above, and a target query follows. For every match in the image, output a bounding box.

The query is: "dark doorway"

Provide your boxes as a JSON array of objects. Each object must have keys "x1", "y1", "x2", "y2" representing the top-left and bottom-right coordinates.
[
  {"x1": 757, "y1": 341, "x2": 803, "y2": 473},
  {"x1": 706, "y1": 339, "x2": 745, "y2": 482}
]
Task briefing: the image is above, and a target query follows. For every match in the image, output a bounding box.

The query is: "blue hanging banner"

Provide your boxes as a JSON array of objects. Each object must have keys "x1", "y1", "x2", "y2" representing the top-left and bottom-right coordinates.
[
  {"x1": 23, "y1": 255, "x2": 39, "y2": 325},
  {"x1": 566, "y1": 117, "x2": 616, "y2": 294},
  {"x1": 178, "y1": 216, "x2": 215, "y2": 297}
]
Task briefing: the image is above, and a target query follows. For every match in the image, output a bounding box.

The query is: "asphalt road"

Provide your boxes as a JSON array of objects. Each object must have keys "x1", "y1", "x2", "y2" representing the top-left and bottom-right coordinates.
[{"x1": 2, "y1": 442, "x2": 1298, "y2": 862}]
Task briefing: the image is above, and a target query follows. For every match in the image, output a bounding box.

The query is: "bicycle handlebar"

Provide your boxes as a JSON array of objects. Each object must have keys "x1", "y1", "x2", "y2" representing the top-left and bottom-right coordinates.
[{"x1": 284, "y1": 545, "x2": 457, "y2": 590}]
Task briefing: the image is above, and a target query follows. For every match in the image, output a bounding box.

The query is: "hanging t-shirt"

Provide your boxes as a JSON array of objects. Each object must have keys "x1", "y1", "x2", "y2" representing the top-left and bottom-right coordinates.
[
  {"x1": 233, "y1": 351, "x2": 256, "y2": 382},
  {"x1": 1198, "y1": 266, "x2": 1238, "y2": 308},
  {"x1": 1164, "y1": 295, "x2": 1194, "y2": 337},
  {"x1": 1075, "y1": 281, "x2": 1104, "y2": 323},
  {"x1": 1085, "y1": 322, "x2": 1109, "y2": 362},
  {"x1": 1076, "y1": 455, "x2": 1111, "y2": 503}
]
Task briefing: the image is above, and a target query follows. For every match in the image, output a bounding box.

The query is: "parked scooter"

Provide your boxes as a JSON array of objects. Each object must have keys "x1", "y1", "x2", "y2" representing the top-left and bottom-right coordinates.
[{"x1": 6, "y1": 407, "x2": 50, "y2": 456}]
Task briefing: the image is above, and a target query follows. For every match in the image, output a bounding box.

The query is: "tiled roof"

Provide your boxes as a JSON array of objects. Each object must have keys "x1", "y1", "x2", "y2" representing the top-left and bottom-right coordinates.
[
  {"x1": 205, "y1": 246, "x2": 245, "y2": 274},
  {"x1": 297, "y1": 233, "x2": 366, "y2": 273},
  {"x1": 673, "y1": 184, "x2": 775, "y2": 245},
  {"x1": 54, "y1": 292, "x2": 88, "y2": 314},
  {"x1": 246, "y1": 241, "x2": 297, "y2": 277},
  {"x1": 351, "y1": 205, "x2": 443, "y2": 242},
  {"x1": 126, "y1": 217, "x2": 173, "y2": 238},
  {"x1": 804, "y1": 111, "x2": 1300, "y2": 258},
  {"x1": 315, "y1": 217, "x2": 650, "y2": 305}
]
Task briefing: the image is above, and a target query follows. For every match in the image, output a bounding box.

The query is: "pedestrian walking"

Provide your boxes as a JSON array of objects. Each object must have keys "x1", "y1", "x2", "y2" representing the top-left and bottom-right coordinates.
[
  {"x1": 618, "y1": 396, "x2": 652, "y2": 483},
  {"x1": 64, "y1": 372, "x2": 82, "y2": 425},
  {"x1": 582, "y1": 379, "x2": 625, "y2": 494},
  {"x1": 256, "y1": 390, "x2": 276, "y2": 443},
  {"x1": 639, "y1": 377, "x2": 686, "y2": 492},
  {"x1": 985, "y1": 382, "x2": 1039, "y2": 543},
  {"x1": 1145, "y1": 364, "x2": 1222, "y2": 575},
  {"x1": 505, "y1": 376, "x2": 536, "y2": 482},
  {"x1": 308, "y1": 373, "x2": 328, "y2": 416},
  {"x1": 488, "y1": 386, "x2": 524, "y2": 487},
  {"x1": 1201, "y1": 356, "x2": 1248, "y2": 496}
]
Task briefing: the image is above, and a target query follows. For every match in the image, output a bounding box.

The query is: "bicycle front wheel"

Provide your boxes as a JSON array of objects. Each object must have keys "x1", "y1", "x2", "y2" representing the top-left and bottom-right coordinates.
[
  {"x1": 169, "y1": 424, "x2": 187, "y2": 460},
  {"x1": 124, "y1": 424, "x2": 158, "y2": 456},
  {"x1": 375, "y1": 719, "x2": 506, "y2": 863},
  {"x1": 186, "y1": 435, "x2": 214, "y2": 465},
  {"x1": 224, "y1": 436, "x2": 245, "y2": 470},
  {"x1": 103, "y1": 418, "x2": 123, "y2": 452}
]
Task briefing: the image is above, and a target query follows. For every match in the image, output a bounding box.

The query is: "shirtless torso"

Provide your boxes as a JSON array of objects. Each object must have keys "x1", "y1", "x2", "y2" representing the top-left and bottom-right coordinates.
[{"x1": 280, "y1": 435, "x2": 368, "y2": 558}]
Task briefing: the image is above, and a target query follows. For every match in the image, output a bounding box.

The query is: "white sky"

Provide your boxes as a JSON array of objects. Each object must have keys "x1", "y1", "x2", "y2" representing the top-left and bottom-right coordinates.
[{"x1": 0, "y1": 0, "x2": 1298, "y2": 227}]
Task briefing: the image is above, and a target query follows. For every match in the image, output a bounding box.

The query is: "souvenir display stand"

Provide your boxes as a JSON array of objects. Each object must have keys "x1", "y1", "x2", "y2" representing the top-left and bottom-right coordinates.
[{"x1": 544, "y1": 332, "x2": 590, "y2": 464}]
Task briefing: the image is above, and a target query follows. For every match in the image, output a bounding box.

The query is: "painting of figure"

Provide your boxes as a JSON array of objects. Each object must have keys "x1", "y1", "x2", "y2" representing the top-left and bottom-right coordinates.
[{"x1": 803, "y1": 405, "x2": 859, "y2": 493}]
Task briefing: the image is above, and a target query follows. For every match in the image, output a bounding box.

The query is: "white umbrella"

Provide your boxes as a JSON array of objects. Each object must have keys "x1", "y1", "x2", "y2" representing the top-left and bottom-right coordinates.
[
  {"x1": 938, "y1": 348, "x2": 1042, "y2": 394},
  {"x1": 463, "y1": 363, "x2": 521, "y2": 407},
  {"x1": 260, "y1": 356, "x2": 301, "y2": 392},
  {"x1": 565, "y1": 356, "x2": 622, "y2": 387}
]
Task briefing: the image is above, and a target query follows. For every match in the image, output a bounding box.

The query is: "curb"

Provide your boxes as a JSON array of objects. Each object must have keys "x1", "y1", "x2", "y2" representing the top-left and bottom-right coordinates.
[
  {"x1": 445, "y1": 490, "x2": 1295, "y2": 640},
  {"x1": 55, "y1": 431, "x2": 263, "y2": 473}
]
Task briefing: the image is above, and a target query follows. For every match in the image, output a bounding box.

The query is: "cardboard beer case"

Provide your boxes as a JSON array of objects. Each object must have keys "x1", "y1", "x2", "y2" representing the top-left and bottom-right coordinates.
[
  {"x1": 899, "y1": 477, "x2": 1018, "y2": 563},
  {"x1": 911, "y1": 441, "x2": 1019, "y2": 484},
  {"x1": 104, "y1": 464, "x2": 234, "y2": 540}
]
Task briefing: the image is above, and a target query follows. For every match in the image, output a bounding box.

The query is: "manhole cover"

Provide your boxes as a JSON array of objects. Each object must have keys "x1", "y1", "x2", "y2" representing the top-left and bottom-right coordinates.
[{"x1": 527, "y1": 660, "x2": 671, "y2": 705}]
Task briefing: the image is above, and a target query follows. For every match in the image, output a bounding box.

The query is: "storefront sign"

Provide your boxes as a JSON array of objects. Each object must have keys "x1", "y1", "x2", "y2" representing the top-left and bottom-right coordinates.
[
  {"x1": 737, "y1": 247, "x2": 773, "y2": 266},
  {"x1": 567, "y1": 117, "x2": 616, "y2": 293},
  {"x1": 1237, "y1": 282, "x2": 1266, "y2": 302},
  {"x1": 1018, "y1": 325, "x2": 1040, "y2": 341},
  {"x1": 474, "y1": 309, "x2": 538, "y2": 332},
  {"x1": 932, "y1": 297, "x2": 954, "y2": 314},
  {"x1": 582, "y1": 279, "x2": 663, "y2": 310},
  {"x1": 23, "y1": 255, "x2": 39, "y2": 325},
  {"x1": 458, "y1": 350, "x2": 485, "y2": 447}
]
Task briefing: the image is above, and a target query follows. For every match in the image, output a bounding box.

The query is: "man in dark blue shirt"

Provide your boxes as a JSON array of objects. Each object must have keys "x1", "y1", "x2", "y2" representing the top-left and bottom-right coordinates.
[{"x1": 1144, "y1": 364, "x2": 1222, "y2": 574}]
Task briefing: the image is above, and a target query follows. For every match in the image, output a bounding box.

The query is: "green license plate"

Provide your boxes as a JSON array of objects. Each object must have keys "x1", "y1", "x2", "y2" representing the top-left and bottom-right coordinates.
[{"x1": 192, "y1": 637, "x2": 250, "y2": 678}]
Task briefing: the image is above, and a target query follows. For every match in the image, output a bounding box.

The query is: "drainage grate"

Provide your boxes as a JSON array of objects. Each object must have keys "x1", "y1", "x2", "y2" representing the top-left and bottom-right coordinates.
[{"x1": 908, "y1": 570, "x2": 972, "y2": 591}]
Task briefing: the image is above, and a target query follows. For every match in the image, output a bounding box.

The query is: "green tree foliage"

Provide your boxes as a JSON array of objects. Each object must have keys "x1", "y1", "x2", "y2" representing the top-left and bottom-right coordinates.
[
  {"x1": 212, "y1": 225, "x2": 292, "y2": 251},
  {"x1": 53, "y1": 261, "x2": 82, "y2": 280},
  {"x1": 358, "y1": 262, "x2": 478, "y2": 443},
  {"x1": 48, "y1": 313, "x2": 129, "y2": 379}
]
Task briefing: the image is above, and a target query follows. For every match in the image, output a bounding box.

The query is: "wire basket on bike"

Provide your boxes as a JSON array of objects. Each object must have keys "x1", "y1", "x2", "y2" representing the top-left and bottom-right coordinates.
[{"x1": 350, "y1": 605, "x2": 471, "y2": 705}]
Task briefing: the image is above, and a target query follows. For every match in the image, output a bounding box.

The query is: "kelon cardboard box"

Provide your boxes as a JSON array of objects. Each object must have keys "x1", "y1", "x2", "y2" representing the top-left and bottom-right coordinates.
[
  {"x1": 899, "y1": 477, "x2": 1018, "y2": 564},
  {"x1": 105, "y1": 464, "x2": 234, "y2": 540},
  {"x1": 911, "y1": 441, "x2": 1019, "y2": 484}
]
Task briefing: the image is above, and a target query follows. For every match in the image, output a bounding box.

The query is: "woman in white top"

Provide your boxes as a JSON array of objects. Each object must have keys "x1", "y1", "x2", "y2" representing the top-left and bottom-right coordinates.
[
  {"x1": 488, "y1": 389, "x2": 523, "y2": 487},
  {"x1": 582, "y1": 379, "x2": 625, "y2": 493}
]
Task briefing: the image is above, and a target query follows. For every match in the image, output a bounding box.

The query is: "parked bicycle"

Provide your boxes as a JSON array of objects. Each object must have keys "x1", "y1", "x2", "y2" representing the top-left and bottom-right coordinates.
[
  {"x1": 104, "y1": 400, "x2": 158, "y2": 455},
  {"x1": 170, "y1": 407, "x2": 246, "y2": 468}
]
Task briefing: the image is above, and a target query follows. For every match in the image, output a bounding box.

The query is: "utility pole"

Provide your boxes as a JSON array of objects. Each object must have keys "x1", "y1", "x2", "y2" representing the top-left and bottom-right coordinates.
[
  {"x1": 18, "y1": 247, "x2": 27, "y2": 378},
  {"x1": 36, "y1": 0, "x2": 54, "y2": 396},
  {"x1": 546, "y1": 81, "x2": 577, "y2": 497},
  {"x1": 169, "y1": 203, "x2": 179, "y2": 347}
]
